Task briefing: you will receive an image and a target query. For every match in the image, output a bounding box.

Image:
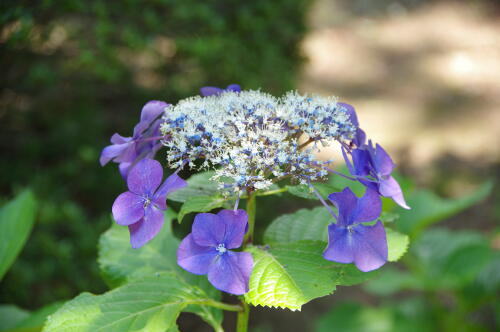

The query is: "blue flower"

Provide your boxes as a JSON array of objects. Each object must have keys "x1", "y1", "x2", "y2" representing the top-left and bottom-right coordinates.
[
  {"x1": 323, "y1": 187, "x2": 388, "y2": 272},
  {"x1": 337, "y1": 103, "x2": 408, "y2": 209},
  {"x1": 347, "y1": 141, "x2": 409, "y2": 209},
  {"x1": 100, "y1": 100, "x2": 167, "y2": 178},
  {"x1": 112, "y1": 159, "x2": 186, "y2": 248},
  {"x1": 199, "y1": 84, "x2": 241, "y2": 97},
  {"x1": 338, "y1": 102, "x2": 366, "y2": 147},
  {"x1": 177, "y1": 210, "x2": 253, "y2": 295}
]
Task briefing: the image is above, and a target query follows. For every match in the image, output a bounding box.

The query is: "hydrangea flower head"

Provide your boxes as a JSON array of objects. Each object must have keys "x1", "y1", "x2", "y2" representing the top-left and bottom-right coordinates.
[
  {"x1": 200, "y1": 84, "x2": 241, "y2": 97},
  {"x1": 112, "y1": 159, "x2": 186, "y2": 248},
  {"x1": 100, "y1": 100, "x2": 168, "y2": 177},
  {"x1": 323, "y1": 187, "x2": 388, "y2": 272},
  {"x1": 177, "y1": 209, "x2": 253, "y2": 295},
  {"x1": 160, "y1": 90, "x2": 356, "y2": 193}
]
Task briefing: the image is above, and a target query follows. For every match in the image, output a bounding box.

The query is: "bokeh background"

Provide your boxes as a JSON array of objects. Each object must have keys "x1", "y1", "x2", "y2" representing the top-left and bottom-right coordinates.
[{"x1": 0, "y1": 0, "x2": 498, "y2": 331}]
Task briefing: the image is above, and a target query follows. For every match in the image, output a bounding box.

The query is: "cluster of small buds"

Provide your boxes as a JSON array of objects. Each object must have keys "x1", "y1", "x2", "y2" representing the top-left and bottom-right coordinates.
[{"x1": 160, "y1": 90, "x2": 356, "y2": 193}]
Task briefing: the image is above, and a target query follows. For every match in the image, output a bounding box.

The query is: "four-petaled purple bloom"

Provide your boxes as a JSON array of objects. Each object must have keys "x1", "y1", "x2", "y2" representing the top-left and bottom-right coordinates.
[
  {"x1": 339, "y1": 103, "x2": 409, "y2": 209},
  {"x1": 177, "y1": 209, "x2": 253, "y2": 295},
  {"x1": 200, "y1": 84, "x2": 241, "y2": 97},
  {"x1": 100, "y1": 100, "x2": 168, "y2": 178},
  {"x1": 323, "y1": 187, "x2": 388, "y2": 272},
  {"x1": 112, "y1": 159, "x2": 186, "y2": 248},
  {"x1": 348, "y1": 141, "x2": 409, "y2": 209}
]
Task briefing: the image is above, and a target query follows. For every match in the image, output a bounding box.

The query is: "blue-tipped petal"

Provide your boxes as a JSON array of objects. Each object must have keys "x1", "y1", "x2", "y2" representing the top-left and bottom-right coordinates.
[
  {"x1": 351, "y1": 221, "x2": 388, "y2": 272},
  {"x1": 353, "y1": 188, "x2": 382, "y2": 222},
  {"x1": 226, "y1": 84, "x2": 241, "y2": 92},
  {"x1": 338, "y1": 102, "x2": 358, "y2": 127},
  {"x1": 207, "y1": 251, "x2": 253, "y2": 295},
  {"x1": 341, "y1": 146, "x2": 355, "y2": 175},
  {"x1": 110, "y1": 133, "x2": 131, "y2": 145},
  {"x1": 353, "y1": 128, "x2": 366, "y2": 147},
  {"x1": 323, "y1": 224, "x2": 354, "y2": 264},
  {"x1": 128, "y1": 207, "x2": 164, "y2": 249},
  {"x1": 112, "y1": 191, "x2": 144, "y2": 226},
  {"x1": 154, "y1": 173, "x2": 187, "y2": 209},
  {"x1": 119, "y1": 162, "x2": 132, "y2": 180},
  {"x1": 133, "y1": 101, "x2": 168, "y2": 137},
  {"x1": 100, "y1": 142, "x2": 131, "y2": 166},
  {"x1": 323, "y1": 221, "x2": 387, "y2": 272},
  {"x1": 192, "y1": 213, "x2": 226, "y2": 247},
  {"x1": 352, "y1": 148, "x2": 370, "y2": 177},
  {"x1": 200, "y1": 86, "x2": 224, "y2": 97},
  {"x1": 372, "y1": 143, "x2": 395, "y2": 176},
  {"x1": 177, "y1": 234, "x2": 216, "y2": 275},
  {"x1": 127, "y1": 159, "x2": 163, "y2": 195},
  {"x1": 141, "y1": 100, "x2": 168, "y2": 123},
  {"x1": 217, "y1": 209, "x2": 248, "y2": 249},
  {"x1": 328, "y1": 188, "x2": 358, "y2": 226},
  {"x1": 379, "y1": 176, "x2": 410, "y2": 209}
]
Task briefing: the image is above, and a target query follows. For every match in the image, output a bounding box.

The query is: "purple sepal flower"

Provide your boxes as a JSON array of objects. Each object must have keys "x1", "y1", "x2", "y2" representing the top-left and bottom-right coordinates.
[
  {"x1": 100, "y1": 100, "x2": 168, "y2": 178},
  {"x1": 200, "y1": 84, "x2": 241, "y2": 97},
  {"x1": 323, "y1": 187, "x2": 388, "y2": 272},
  {"x1": 112, "y1": 159, "x2": 186, "y2": 248},
  {"x1": 338, "y1": 102, "x2": 366, "y2": 147},
  {"x1": 177, "y1": 209, "x2": 253, "y2": 295},
  {"x1": 343, "y1": 140, "x2": 409, "y2": 209}
]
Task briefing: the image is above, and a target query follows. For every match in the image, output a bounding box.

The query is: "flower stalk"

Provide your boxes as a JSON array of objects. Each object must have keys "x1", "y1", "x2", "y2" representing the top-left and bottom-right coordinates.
[
  {"x1": 236, "y1": 300, "x2": 250, "y2": 332},
  {"x1": 243, "y1": 190, "x2": 257, "y2": 245},
  {"x1": 237, "y1": 189, "x2": 257, "y2": 332}
]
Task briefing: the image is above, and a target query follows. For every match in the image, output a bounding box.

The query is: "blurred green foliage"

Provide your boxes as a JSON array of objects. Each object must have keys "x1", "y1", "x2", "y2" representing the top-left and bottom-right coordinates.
[
  {"x1": 0, "y1": 190, "x2": 36, "y2": 281},
  {"x1": 0, "y1": 0, "x2": 310, "y2": 308},
  {"x1": 0, "y1": 190, "x2": 62, "y2": 332}
]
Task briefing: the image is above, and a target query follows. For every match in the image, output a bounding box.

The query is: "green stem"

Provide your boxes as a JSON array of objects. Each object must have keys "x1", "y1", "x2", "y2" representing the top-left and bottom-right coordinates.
[
  {"x1": 237, "y1": 186, "x2": 287, "y2": 200},
  {"x1": 236, "y1": 190, "x2": 256, "y2": 332},
  {"x1": 192, "y1": 299, "x2": 243, "y2": 312},
  {"x1": 255, "y1": 186, "x2": 288, "y2": 197},
  {"x1": 243, "y1": 191, "x2": 256, "y2": 245},
  {"x1": 236, "y1": 299, "x2": 250, "y2": 332}
]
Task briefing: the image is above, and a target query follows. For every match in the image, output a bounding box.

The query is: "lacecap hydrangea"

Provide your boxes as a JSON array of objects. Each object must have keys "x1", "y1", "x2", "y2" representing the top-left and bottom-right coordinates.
[{"x1": 101, "y1": 84, "x2": 409, "y2": 295}]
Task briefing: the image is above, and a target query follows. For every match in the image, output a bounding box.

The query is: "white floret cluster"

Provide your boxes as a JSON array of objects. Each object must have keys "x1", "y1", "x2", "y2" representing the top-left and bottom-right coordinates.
[{"x1": 160, "y1": 90, "x2": 356, "y2": 193}]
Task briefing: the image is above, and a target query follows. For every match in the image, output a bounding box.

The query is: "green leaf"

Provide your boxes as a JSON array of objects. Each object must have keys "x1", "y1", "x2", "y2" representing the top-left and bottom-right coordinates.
[
  {"x1": 411, "y1": 228, "x2": 494, "y2": 289},
  {"x1": 264, "y1": 207, "x2": 331, "y2": 243},
  {"x1": 287, "y1": 183, "x2": 340, "y2": 200},
  {"x1": 386, "y1": 228, "x2": 409, "y2": 262},
  {"x1": 380, "y1": 211, "x2": 399, "y2": 224},
  {"x1": 475, "y1": 252, "x2": 500, "y2": 292},
  {"x1": 396, "y1": 181, "x2": 493, "y2": 237},
  {"x1": 363, "y1": 268, "x2": 422, "y2": 296},
  {"x1": 43, "y1": 273, "x2": 218, "y2": 332},
  {"x1": 368, "y1": 229, "x2": 496, "y2": 295},
  {"x1": 98, "y1": 221, "x2": 179, "y2": 288},
  {"x1": 0, "y1": 190, "x2": 37, "y2": 280},
  {"x1": 315, "y1": 299, "x2": 435, "y2": 332},
  {"x1": 177, "y1": 195, "x2": 228, "y2": 223},
  {"x1": 0, "y1": 305, "x2": 29, "y2": 331},
  {"x1": 1, "y1": 302, "x2": 64, "y2": 332},
  {"x1": 286, "y1": 184, "x2": 316, "y2": 200},
  {"x1": 167, "y1": 171, "x2": 218, "y2": 203},
  {"x1": 244, "y1": 241, "x2": 377, "y2": 311},
  {"x1": 264, "y1": 207, "x2": 409, "y2": 262},
  {"x1": 98, "y1": 215, "x2": 222, "y2": 331},
  {"x1": 315, "y1": 302, "x2": 393, "y2": 332}
]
